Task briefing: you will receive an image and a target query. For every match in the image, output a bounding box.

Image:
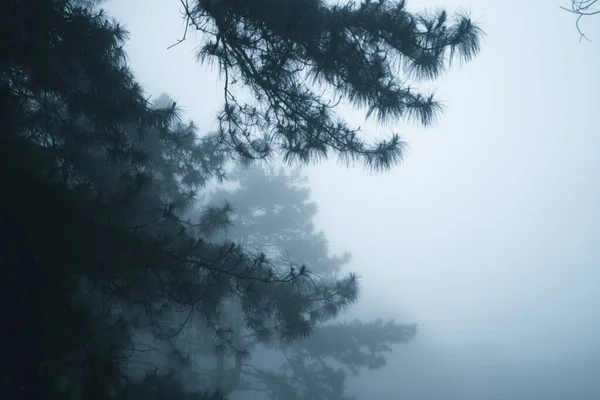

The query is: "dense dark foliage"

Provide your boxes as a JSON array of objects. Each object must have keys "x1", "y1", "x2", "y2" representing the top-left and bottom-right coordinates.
[
  {"x1": 182, "y1": 0, "x2": 483, "y2": 170},
  {"x1": 0, "y1": 0, "x2": 482, "y2": 399}
]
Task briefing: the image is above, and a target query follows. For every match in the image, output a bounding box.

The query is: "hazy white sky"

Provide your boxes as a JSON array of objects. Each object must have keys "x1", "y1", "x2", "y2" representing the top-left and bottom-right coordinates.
[{"x1": 105, "y1": 0, "x2": 600, "y2": 398}]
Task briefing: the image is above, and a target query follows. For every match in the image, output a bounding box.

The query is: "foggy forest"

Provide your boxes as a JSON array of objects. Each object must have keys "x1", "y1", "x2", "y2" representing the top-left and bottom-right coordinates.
[{"x1": 2, "y1": 0, "x2": 600, "y2": 399}]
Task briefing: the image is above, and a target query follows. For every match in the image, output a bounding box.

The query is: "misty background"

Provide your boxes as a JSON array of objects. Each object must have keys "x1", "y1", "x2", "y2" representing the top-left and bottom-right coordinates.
[{"x1": 103, "y1": 0, "x2": 600, "y2": 398}]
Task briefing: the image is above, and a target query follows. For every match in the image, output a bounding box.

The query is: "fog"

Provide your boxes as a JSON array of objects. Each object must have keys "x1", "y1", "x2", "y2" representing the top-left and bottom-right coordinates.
[{"x1": 105, "y1": 0, "x2": 600, "y2": 398}]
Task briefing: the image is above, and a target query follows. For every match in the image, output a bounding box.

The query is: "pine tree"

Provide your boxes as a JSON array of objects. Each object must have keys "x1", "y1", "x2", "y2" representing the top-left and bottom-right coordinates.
[
  {"x1": 1, "y1": 0, "x2": 484, "y2": 398},
  {"x1": 1, "y1": 1, "x2": 229, "y2": 397},
  {"x1": 207, "y1": 166, "x2": 351, "y2": 275},
  {"x1": 180, "y1": 0, "x2": 484, "y2": 170},
  {"x1": 0, "y1": 1, "x2": 352, "y2": 398},
  {"x1": 194, "y1": 166, "x2": 417, "y2": 399}
]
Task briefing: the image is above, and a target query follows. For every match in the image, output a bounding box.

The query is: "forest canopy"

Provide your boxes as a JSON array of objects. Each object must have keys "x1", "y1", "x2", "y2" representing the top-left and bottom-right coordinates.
[{"x1": 0, "y1": 0, "x2": 482, "y2": 399}]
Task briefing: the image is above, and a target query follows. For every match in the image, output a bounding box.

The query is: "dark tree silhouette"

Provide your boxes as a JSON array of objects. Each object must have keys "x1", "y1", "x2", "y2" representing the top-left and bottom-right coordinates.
[
  {"x1": 0, "y1": 1, "x2": 353, "y2": 398},
  {"x1": 1, "y1": 0, "x2": 482, "y2": 399},
  {"x1": 179, "y1": 0, "x2": 484, "y2": 170}
]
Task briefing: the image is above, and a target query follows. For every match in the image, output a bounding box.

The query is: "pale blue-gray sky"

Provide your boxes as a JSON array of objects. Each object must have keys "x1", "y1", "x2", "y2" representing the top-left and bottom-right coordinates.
[{"x1": 105, "y1": 0, "x2": 600, "y2": 398}]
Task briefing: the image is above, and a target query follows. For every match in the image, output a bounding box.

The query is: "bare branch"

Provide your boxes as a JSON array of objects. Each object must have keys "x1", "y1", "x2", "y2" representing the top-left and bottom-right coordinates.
[{"x1": 561, "y1": 0, "x2": 600, "y2": 42}]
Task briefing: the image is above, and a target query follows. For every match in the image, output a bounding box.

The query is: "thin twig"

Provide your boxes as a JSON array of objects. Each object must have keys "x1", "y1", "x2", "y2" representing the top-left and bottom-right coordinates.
[{"x1": 560, "y1": 0, "x2": 599, "y2": 42}]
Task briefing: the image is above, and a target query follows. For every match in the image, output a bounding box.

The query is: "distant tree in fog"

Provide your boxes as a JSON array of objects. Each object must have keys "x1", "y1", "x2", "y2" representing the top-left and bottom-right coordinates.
[{"x1": 186, "y1": 166, "x2": 418, "y2": 399}]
